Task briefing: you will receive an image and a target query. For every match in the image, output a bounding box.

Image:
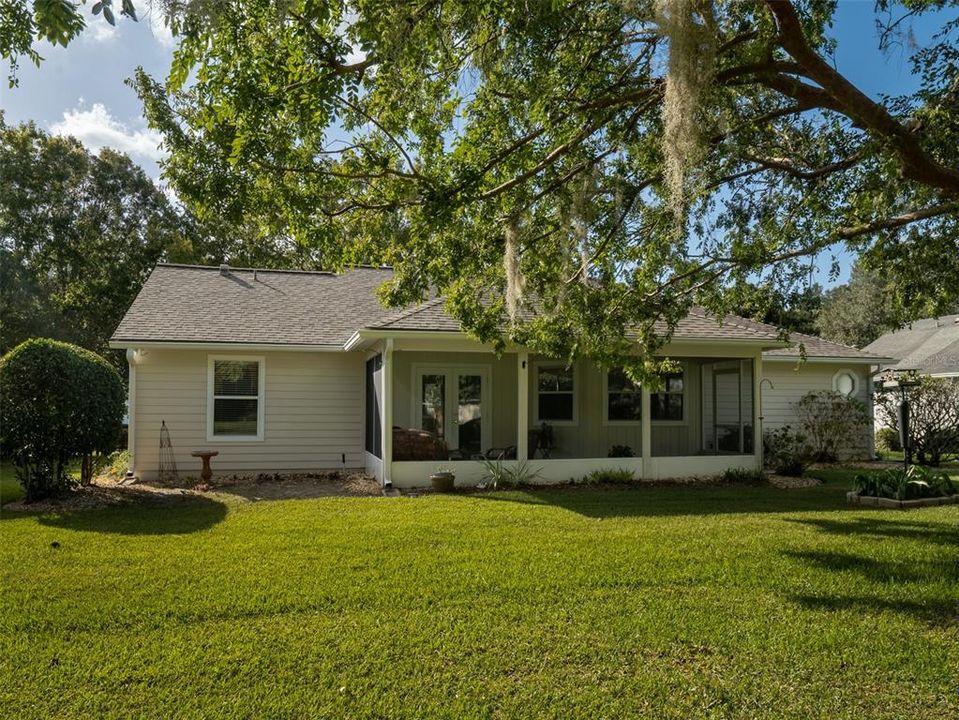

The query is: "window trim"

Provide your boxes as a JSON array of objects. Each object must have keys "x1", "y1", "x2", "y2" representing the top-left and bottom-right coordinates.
[
  {"x1": 602, "y1": 368, "x2": 643, "y2": 426},
  {"x1": 650, "y1": 365, "x2": 687, "y2": 425},
  {"x1": 207, "y1": 355, "x2": 266, "y2": 442},
  {"x1": 532, "y1": 361, "x2": 579, "y2": 426},
  {"x1": 832, "y1": 368, "x2": 858, "y2": 397},
  {"x1": 410, "y1": 363, "x2": 492, "y2": 453}
]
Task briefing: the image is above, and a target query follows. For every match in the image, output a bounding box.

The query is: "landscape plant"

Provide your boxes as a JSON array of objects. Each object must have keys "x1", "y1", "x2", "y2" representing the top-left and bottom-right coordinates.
[
  {"x1": 480, "y1": 459, "x2": 542, "y2": 489},
  {"x1": 583, "y1": 468, "x2": 636, "y2": 485},
  {"x1": 852, "y1": 465, "x2": 956, "y2": 501},
  {"x1": 763, "y1": 425, "x2": 811, "y2": 477},
  {"x1": 794, "y1": 391, "x2": 869, "y2": 463},
  {"x1": 0, "y1": 338, "x2": 125, "y2": 500}
]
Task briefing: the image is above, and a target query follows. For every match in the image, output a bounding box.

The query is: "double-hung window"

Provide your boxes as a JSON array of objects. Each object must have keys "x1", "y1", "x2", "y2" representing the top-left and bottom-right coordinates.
[
  {"x1": 536, "y1": 364, "x2": 576, "y2": 423},
  {"x1": 208, "y1": 356, "x2": 265, "y2": 440},
  {"x1": 606, "y1": 368, "x2": 642, "y2": 422},
  {"x1": 651, "y1": 370, "x2": 684, "y2": 422}
]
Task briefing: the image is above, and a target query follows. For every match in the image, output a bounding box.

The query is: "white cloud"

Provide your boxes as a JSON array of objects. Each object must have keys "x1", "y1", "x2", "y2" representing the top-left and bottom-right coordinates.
[
  {"x1": 81, "y1": 17, "x2": 119, "y2": 44},
  {"x1": 147, "y1": 9, "x2": 176, "y2": 49},
  {"x1": 50, "y1": 103, "x2": 165, "y2": 162}
]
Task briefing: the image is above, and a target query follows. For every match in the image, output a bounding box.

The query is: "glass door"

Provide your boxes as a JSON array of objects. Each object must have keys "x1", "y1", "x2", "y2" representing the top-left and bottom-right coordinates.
[
  {"x1": 415, "y1": 367, "x2": 489, "y2": 457},
  {"x1": 457, "y1": 374, "x2": 483, "y2": 455}
]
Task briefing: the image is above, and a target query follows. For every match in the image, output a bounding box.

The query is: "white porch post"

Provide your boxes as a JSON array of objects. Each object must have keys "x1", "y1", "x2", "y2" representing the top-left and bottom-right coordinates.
[
  {"x1": 641, "y1": 383, "x2": 652, "y2": 479},
  {"x1": 754, "y1": 350, "x2": 763, "y2": 469},
  {"x1": 382, "y1": 338, "x2": 394, "y2": 485},
  {"x1": 517, "y1": 350, "x2": 529, "y2": 461}
]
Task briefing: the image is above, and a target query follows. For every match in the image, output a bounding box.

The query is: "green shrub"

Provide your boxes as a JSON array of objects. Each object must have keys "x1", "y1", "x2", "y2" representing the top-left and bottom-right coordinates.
[
  {"x1": 763, "y1": 425, "x2": 811, "y2": 477},
  {"x1": 795, "y1": 391, "x2": 869, "y2": 462},
  {"x1": 875, "y1": 427, "x2": 901, "y2": 453},
  {"x1": 608, "y1": 445, "x2": 635, "y2": 458},
  {"x1": 480, "y1": 459, "x2": 542, "y2": 489},
  {"x1": 0, "y1": 339, "x2": 125, "y2": 501},
  {"x1": 852, "y1": 465, "x2": 956, "y2": 501},
  {"x1": 720, "y1": 467, "x2": 767, "y2": 485},
  {"x1": 583, "y1": 468, "x2": 636, "y2": 485}
]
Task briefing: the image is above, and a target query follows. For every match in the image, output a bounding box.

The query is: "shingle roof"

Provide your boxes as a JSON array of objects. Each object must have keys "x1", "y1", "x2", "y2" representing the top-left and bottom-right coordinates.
[
  {"x1": 111, "y1": 264, "x2": 394, "y2": 346},
  {"x1": 862, "y1": 315, "x2": 959, "y2": 374},
  {"x1": 113, "y1": 264, "x2": 880, "y2": 361},
  {"x1": 763, "y1": 331, "x2": 890, "y2": 362}
]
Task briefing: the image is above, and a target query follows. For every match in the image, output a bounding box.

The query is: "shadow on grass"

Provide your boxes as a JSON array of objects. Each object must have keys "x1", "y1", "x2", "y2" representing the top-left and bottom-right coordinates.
[
  {"x1": 788, "y1": 517, "x2": 959, "y2": 547},
  {"x1": 30, "y1": 494, "x2": 228, "y2": 535},
  {"x1": 789, "y1": 593, "x2": 958, "y2": 627},
  {"x1": 784, "y1": 549, "x2": 959, "y2": 584},
  {"x1": 468, "y1": 481, "x2": 848, "y2": 518}
]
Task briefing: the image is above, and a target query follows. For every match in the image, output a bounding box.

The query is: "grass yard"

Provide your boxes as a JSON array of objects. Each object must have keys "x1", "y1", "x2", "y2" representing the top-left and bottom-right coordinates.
[{"x1": 1, "y1": 472, "x2": 957, "y2": 718}]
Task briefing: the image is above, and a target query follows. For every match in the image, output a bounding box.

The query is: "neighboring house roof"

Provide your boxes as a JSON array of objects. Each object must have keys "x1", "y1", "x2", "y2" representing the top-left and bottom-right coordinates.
[
  {"x1": 862, "y1": 315, "x2": 959, "y2": 375},
  {"x1": 763, "y1": 331, "x2": 890, "y2": 363},
  {"x1": 111, "y1": 264, "x2": 877, "y2": 363},
  {"x1": 111, "y1": 264, "x2": 394, "y2": 347}
]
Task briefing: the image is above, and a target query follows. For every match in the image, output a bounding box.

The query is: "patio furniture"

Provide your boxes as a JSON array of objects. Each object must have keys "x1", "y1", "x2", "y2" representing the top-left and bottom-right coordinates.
[
  {"x1": 393, "y1": 427, "x2": 448, "y2": 461},
  {"x1": 190, "y1": 450, "x2": 219, "y2": 481}
]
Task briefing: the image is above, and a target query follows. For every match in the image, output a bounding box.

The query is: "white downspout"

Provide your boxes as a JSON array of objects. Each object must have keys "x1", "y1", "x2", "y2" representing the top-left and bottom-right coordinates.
[{"x1": 125, "y1": 348, "x2": 138, "y2": 479}]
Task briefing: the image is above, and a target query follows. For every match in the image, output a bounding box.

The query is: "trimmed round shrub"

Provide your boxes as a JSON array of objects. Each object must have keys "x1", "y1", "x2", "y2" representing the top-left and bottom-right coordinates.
[
  {"x1": 875, "y1": 427, "x2": 901, "y2": 453},
  {"x1": 0, "y1": 339, "x2": 125, "y2": 501}
]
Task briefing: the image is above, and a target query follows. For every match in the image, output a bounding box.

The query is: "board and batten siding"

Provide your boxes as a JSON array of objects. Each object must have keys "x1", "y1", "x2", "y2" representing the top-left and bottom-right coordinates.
[
  {"x1": 761, "y1": 361, "x2": 873, "y2": 458},
  {"x1": 131, "y1": 349, "x2": 366, "y2": 481}
]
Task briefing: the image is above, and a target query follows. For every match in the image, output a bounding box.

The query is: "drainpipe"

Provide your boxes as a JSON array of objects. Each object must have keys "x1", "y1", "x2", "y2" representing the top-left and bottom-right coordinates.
[{"x1": 125, "y1": 348, "x2": 139, "y2": 480}]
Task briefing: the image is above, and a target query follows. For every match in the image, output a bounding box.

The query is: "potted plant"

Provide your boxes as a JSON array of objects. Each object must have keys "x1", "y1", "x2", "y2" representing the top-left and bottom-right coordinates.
[{"x1": 430, "y1": 466, "x2": 455, "y2": 492}]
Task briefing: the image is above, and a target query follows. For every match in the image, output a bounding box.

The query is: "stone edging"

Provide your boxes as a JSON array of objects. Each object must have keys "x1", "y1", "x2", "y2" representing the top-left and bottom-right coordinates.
[{"x1": 846, "y1": 492, "x2": 959, "y2": 508}]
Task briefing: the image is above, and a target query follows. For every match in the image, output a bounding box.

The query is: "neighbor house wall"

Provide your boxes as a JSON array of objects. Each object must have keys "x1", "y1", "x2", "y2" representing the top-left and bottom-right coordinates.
[
  {"x1": 130, "y1": 348, "x2": 366, "y2": 481},
  {"x1": 761, "y1": 361, "x2": 873, "y2": 458}
]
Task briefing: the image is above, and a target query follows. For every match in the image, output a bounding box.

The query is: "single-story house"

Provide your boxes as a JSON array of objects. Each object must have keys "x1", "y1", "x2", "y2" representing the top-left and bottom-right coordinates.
[{"x1": 110, "y1": 264, "x2": 888, "y2": 487}]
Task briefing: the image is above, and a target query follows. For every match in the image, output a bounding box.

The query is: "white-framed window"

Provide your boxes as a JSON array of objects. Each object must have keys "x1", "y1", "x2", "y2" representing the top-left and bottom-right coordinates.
[
  {"x1": 534, "y1": 362, "x2": 577, "y2": 425},
  {"x1": 411, "y1": 364, "x2": 491, "y2": 456},
  {"x1": 604, "y1": 368, "x2": 642, "y2": 424},
  {"x1": 651, "y1": 370, "x2": 685, "y2": 422},
  {"x1": 832, "y1": 369, "x2": 857, "y2": 397},
  {"x1": 207, "y1": 355, "x2": 266, "y2": 441}
]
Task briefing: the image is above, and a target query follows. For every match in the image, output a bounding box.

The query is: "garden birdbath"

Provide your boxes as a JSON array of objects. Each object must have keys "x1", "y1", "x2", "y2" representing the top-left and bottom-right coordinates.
[{"x1": 190, "y1": 450, "x2": 219, "y2": 481}]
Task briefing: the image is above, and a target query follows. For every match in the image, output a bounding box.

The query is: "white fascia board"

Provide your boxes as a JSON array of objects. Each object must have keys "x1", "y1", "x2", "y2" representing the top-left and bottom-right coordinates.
[{"x1": 109, "y1": 340, "x2": 344, "y2": 352}]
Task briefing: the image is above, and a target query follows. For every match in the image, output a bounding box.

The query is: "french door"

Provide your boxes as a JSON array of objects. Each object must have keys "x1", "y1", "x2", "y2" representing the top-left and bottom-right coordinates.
[{"x1": 415, "y1": 366, "x2": 490, "y2": 456}]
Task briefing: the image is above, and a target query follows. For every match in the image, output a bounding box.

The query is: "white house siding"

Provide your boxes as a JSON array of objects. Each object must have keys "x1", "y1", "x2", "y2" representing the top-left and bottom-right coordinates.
[
  {"x1": 131, "y1": 349, "x2": 366, "y2": 481},
  {"x1": 761, "y1": 361, "x2": 873, "y2": 458}
]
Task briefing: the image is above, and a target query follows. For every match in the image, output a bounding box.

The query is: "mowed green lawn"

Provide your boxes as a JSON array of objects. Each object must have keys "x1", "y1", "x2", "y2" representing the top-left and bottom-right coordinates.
[{"x1": 1, "y1": 473, "x2": 957, "y2": 718}]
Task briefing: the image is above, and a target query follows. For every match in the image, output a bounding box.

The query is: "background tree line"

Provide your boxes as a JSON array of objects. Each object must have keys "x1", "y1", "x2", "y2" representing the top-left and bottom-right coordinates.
[{"x1": 0, "y1": 119, "x2": 325, "y2": 374}]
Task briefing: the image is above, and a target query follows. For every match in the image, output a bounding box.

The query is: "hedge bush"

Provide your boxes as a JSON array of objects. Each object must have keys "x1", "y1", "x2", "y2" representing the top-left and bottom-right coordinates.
[{"x1": 0, "y1": 338, "x2": 125, "y2": 501}]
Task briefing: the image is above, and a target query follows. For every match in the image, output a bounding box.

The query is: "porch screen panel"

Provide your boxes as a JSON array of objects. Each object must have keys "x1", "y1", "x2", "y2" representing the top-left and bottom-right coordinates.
[{"x1": 365, "y1": 355, "x2": 382, "y2": 458}]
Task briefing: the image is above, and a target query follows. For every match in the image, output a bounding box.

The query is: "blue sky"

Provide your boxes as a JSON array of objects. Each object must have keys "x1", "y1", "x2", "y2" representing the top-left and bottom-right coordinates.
[{"x1": 1, "y1": 1, "x2": 955, "y2": 285}]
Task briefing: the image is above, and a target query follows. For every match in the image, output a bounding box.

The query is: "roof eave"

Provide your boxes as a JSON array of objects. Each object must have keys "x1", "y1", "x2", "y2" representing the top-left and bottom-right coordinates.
[{"x1": 109, "y1": 339, "x2": 345, "y2": 352}]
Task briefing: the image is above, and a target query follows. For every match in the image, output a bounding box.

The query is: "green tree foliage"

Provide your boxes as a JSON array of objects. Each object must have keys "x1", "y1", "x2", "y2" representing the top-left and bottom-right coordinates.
[
  {"x1": 0, "y1": 120, "x2": 324, "y2": 370},
  {"x1": 817, "y1": 264, "x2": 897, "y2": 348},
  {"x1": 0, "y1": 0, "x2": 139, "y2": 86},
  {"x1": 134, "y1": 0, "x2": 959, "y2": 377},
  {"x1": 0, "y1": 338, "x2": 125, "y2": 500}
]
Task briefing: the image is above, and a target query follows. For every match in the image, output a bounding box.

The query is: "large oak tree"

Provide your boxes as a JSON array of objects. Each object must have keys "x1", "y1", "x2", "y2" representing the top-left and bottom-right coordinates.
[{"x1": 134, "y1": 0, "x2": 958, "y2": 373}]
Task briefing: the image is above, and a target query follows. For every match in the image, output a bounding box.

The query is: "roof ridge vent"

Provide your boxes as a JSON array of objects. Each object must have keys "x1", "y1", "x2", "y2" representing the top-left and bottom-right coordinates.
[{"x1": 219, "y1": 263, "x2": 230, "y2": 275}]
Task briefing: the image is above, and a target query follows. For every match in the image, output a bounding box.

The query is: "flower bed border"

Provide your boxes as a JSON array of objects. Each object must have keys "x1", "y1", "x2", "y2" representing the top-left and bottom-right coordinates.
[{"x1": 846, "y1": 492, "x2": 959, "y2": 508}]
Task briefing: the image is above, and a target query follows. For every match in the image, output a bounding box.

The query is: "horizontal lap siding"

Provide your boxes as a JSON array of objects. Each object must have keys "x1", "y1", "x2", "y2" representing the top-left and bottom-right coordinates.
[
  {"x1": 761, "y1": 361, "x2": 872, "y2": 457},
  {"x1": 133, "y1": 349, "x2": 365, "y2": 481}
]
